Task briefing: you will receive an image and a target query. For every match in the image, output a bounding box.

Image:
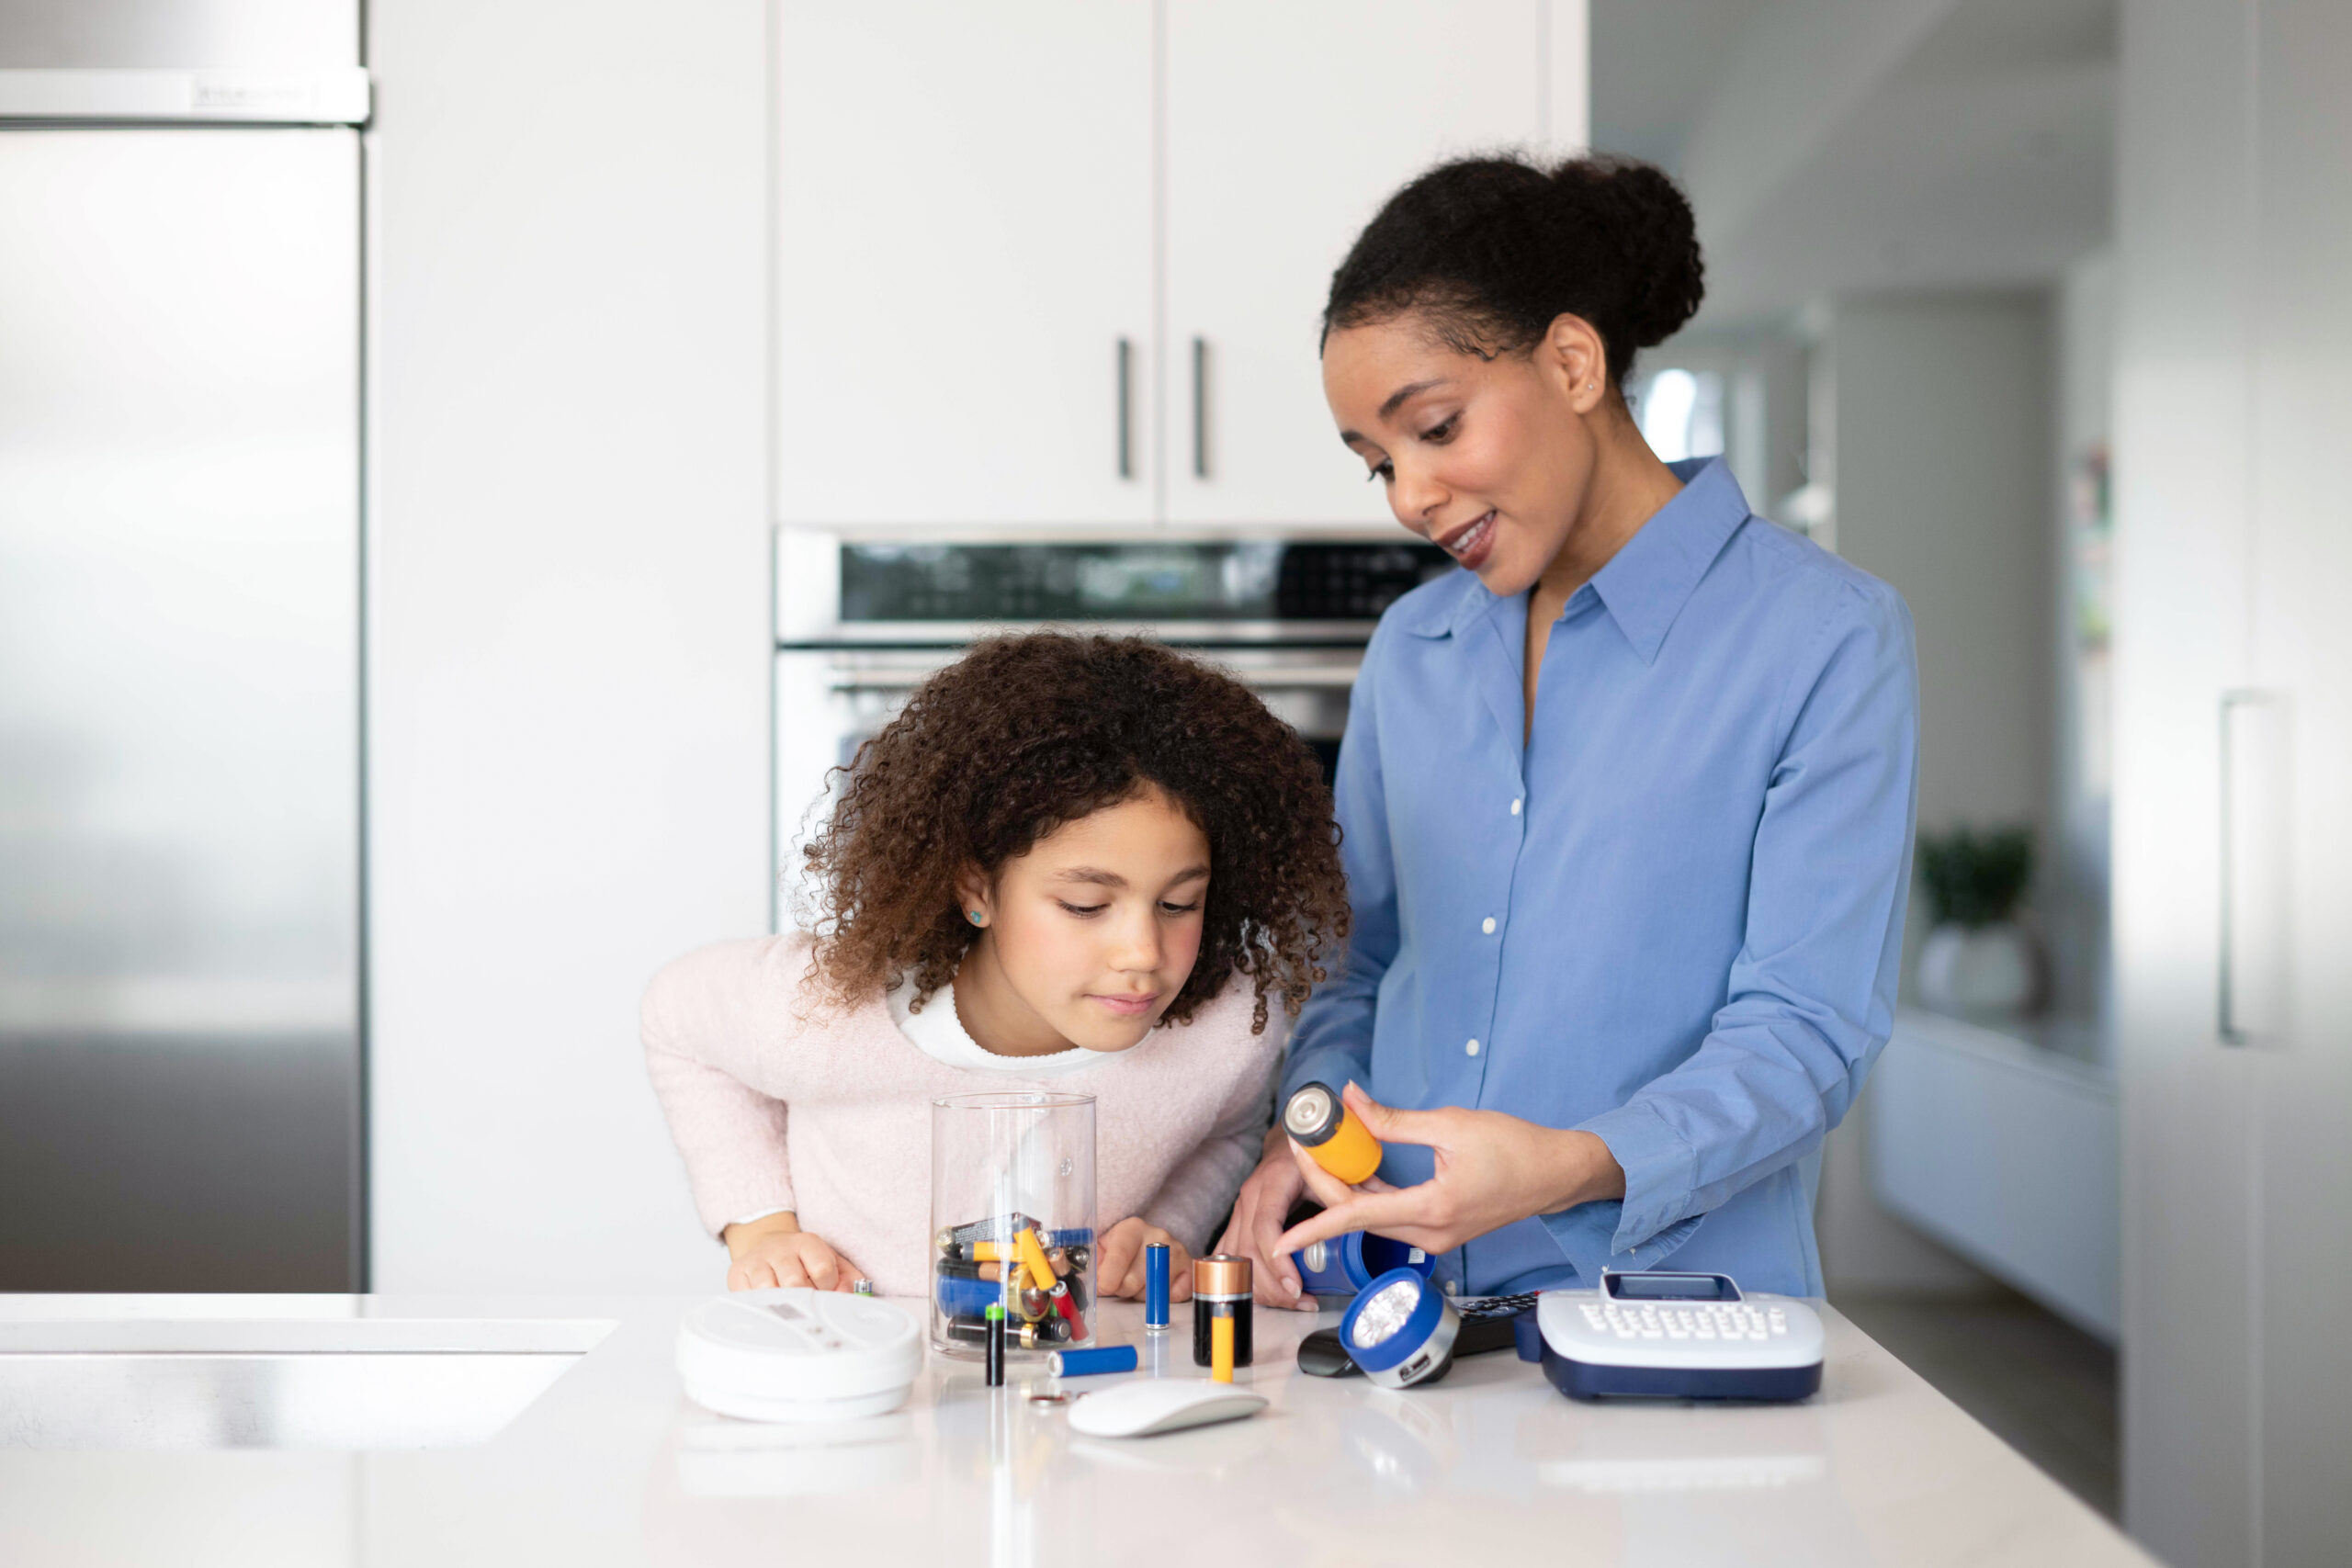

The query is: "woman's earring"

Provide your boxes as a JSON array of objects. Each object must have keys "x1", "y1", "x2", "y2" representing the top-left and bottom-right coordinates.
[{"x1": 967, "y1": 910, "x2": 985, "y2": 927}]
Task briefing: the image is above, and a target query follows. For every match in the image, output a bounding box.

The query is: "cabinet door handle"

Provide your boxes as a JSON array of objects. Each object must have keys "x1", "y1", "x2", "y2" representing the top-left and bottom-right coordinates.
[
  {"x1": 1115, "y1": 337, "x2": 1135, "y2": 480},
  {"x1": 2218, "y1": 688, "x2": 2269, "y2": 1045},
  {"x1": 1192, "y1": 335, "x2": 1209, "y2": 479}
]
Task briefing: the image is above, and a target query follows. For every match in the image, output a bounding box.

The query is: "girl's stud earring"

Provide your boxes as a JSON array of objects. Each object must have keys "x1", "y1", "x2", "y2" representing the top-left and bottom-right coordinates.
[{"x1": 967, "y1": 910, "x2": 985, "y2": 926}]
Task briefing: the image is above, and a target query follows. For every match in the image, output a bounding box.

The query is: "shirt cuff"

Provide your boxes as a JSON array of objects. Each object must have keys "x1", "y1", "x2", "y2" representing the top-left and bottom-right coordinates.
[
  {"x1": 1537, "y1": 1201, "x2": 1705, "y2": 1283},
  {"x1": 1554, "y1": 1100, "x2": 1706, "y2": 1264},
  {"x1": 725, "y1": 1205, "x2": 794, "y2": 1233}
]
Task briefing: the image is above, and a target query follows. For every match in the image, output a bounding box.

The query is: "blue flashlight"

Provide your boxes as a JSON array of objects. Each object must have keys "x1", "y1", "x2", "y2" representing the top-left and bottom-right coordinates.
[
  {"x1": 1293, "y1": 1230, "x2": 1434, "y2": 1299},
  {"x1": 1339, "y1": 1267, "x2": 1461, "y2": 1389}
]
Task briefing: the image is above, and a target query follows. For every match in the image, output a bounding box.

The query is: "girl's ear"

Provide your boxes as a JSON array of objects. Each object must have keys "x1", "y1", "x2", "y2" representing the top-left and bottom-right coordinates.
[{"x1": 953, "y1": 865, "x2": 993, "y2": 929}]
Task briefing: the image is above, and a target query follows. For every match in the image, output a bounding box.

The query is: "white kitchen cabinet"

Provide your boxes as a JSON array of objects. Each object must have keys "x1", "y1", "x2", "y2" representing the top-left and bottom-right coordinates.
[
  {"x1": 2116, "y1": 1, "x2": 2352, "y2": 1562},
  {"x1": 774, "y1": 2, "x2": 1156, "y2": 525},
  {"x1": 775, "y1": 1, "x2": 1587, "y2": 530},
  {"x1": 1163, "y1": 1, "x2": 1578, "y2": 528}
]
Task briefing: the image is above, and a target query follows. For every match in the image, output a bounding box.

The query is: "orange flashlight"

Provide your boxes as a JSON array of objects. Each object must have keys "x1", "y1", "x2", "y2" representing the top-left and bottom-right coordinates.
[{"x1": 1283, "y1": 1081, "x2": 1383, "y2": 1185}]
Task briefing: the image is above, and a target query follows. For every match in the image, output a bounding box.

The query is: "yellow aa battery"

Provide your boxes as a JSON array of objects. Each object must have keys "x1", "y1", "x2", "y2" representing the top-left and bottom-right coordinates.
[
  {"x1": 1283, "y1": 1081, "x2": 1383, "y2": 1185},
  {"x1": 1211, "y1": 1314, "x2": 1236, "y2": 1382}
]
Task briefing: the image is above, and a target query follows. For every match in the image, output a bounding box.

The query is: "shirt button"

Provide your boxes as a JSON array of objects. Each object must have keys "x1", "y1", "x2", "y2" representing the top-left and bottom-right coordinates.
[
  {"x1": 1510, "y1": 797, "x2": 1522, "y2": 816},
  {"x1": 1481, "y1": 917, "x2": 1497, "y2": 934},
  {"x1": 1464, "y1": 1038, "x2": 1481, "y2": 1056}
]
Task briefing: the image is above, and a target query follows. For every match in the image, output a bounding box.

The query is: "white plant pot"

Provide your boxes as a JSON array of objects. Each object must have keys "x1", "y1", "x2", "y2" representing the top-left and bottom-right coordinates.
[{"x1": 1917, "y1": 921, "x2": 2039, "y2": 1019}]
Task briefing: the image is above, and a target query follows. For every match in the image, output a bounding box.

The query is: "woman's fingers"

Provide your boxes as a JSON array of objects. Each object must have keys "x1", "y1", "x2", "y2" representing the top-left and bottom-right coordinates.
[
  {"x1": 1341, "y1": 1079, "x2": 1453, "y2": 1152},
  {"x1": 1273, "y1": 1186, "x2": 1449, "y2": 1259}
]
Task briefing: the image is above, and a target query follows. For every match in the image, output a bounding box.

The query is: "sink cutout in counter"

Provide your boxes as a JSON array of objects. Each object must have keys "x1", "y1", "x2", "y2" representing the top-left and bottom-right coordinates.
[{"x1": 0, "y1": 1317, "x2": 615, "y2": 1450}]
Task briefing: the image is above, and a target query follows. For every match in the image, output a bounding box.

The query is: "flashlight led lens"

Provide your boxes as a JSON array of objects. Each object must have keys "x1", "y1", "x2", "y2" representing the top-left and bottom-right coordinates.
[{"x1": 1351, "y1": 1279, "x2": 1420, "y2": 1348}]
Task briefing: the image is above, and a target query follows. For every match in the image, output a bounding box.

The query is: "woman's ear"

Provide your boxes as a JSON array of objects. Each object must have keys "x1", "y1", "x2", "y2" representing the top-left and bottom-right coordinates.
[
  {"x1": 1539, "y1": 312, "x2": 1611, "y2": 414},
  {"x1": 953, "y1": 866, "x2": 993, "y2": 930}
]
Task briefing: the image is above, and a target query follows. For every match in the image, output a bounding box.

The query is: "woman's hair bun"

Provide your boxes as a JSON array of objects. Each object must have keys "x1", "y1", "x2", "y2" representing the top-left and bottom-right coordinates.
[
  {"x1": 1548, "y1": 157, "x2": 1704, "y2": 351},
  {"x1": 1325, "y1": 151, "x2": 1706, "y2": 383}
]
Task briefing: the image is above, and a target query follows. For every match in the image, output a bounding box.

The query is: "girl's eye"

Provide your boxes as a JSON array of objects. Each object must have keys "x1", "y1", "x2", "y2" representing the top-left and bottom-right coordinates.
[
  {"x1": 1057, "y1": 900, "x2": 1107, "y2": 917},
  {"x1": 1159, "y1": 900, "x2": 1202, "y2": 916},
  {"x1": 1419, "y1": 416, "x2": 1457, "y2": 444},
  {"x1": 1366, "y1": 460, "x2": 1394, "y2": 484}
]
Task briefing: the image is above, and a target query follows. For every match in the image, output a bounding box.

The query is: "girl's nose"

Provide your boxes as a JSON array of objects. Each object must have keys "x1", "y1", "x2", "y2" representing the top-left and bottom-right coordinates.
[{"x1": 1107, "y1": 908, "x2": 1163, "y2": 972}]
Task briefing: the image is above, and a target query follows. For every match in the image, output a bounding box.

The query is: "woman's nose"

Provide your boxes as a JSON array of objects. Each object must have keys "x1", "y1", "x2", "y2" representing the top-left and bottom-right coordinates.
[{"x1": 1387, "y1": 459, "x2": 1446, "y2": 530}]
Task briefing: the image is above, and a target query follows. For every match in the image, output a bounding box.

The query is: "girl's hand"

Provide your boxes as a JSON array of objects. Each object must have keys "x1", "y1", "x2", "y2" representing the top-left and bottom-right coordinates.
[
  {"x1": 1094, "y1": 1216, "x2": 1193, "y2": 1303},
  {"x1": 1216, "y1": 1124, "x2": 1317, "y2": 1310},
  {"x1": 1271, "y1": 1081, "x2": 1626, "y2": 1259},
  {"x1": 722, "y1": 1213, "x2": 868, "y2": 1292}
]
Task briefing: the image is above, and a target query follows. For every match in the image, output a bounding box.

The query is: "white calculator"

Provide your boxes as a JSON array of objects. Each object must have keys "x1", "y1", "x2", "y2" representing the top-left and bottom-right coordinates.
[{"x1": 1533, "y1": 1269, "x2": 1824, "y2": 1401}]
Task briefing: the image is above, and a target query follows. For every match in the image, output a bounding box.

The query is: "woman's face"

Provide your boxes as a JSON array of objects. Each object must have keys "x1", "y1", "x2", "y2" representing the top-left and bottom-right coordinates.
[
  {"x1": 964, "y1": 784, "x2": 1210, "y2": 1054},
  {"x1": 1322, "y1": 312, "x2": 1604, "y2": 598}
]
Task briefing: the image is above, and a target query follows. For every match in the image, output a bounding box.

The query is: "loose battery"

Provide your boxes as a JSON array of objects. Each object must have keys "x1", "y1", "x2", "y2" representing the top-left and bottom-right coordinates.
[
  {"x1": 1283, "y1": 1081, "x2": 1384, "y2": 1185},
  {"x1": 1047, "y1": 1344, "x2": 1138, "y2": 1378},
  {"x1": 1192, "y1": 1255, "x2": 1254, "y2": 1381},
  {"x1": 1144, "y1": 1242, "x2": 1170, "y2": 1332}
]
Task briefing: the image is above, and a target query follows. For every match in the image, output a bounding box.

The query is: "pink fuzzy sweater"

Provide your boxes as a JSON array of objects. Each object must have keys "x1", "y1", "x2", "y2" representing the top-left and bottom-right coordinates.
[{"x1": 641, "y1": 935, "x2": 1284, "y2": 1295}]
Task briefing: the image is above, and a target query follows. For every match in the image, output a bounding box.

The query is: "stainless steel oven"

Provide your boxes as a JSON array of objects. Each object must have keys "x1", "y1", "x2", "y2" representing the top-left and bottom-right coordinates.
[{"x1": 772, "y1": 528, "x2": 1450, "y2": 930}]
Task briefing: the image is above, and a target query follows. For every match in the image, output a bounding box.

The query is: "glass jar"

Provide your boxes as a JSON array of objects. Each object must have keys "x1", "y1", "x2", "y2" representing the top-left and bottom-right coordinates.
[{"x1": 929, "y1": 1091, "x2": 1096, "y2": 1359}]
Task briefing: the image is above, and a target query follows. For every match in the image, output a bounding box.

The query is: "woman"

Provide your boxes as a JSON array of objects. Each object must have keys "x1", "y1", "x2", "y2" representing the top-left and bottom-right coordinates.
[{"x1": 1220, "y1": 153, "x2": 1917, "y2": 1304}]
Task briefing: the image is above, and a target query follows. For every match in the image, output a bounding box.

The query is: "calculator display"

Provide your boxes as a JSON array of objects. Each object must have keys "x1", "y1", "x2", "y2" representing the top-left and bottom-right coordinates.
[{"x1": 1604, "y1": 1272, "x2": 1740, "y2": 1302}]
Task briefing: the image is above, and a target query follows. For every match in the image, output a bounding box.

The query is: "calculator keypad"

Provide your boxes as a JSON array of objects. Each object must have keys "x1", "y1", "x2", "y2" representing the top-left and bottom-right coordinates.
[{"x1": 1577, "y1": 1300, "x2": 1790, "y2": 1341}]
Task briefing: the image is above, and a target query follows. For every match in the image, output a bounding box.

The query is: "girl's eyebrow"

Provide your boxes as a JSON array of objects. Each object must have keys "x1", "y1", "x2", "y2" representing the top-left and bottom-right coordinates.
[{"x1": 1050, "y1": 864, "x2": 1211, "y2": 888}]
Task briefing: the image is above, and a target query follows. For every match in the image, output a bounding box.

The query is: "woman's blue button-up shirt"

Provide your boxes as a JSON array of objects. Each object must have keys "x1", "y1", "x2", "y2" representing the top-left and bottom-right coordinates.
[{"x1": 1282, "y1": 457, "x2": 1918, "y2": 1299}]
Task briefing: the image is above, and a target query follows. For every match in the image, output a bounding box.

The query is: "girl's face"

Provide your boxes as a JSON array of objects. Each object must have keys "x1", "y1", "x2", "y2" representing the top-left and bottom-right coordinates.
[
  {"x1": 959, "y1": 784, "x2": 1210, "y2": 1054},
  {"x1": 1321, "y1": 311, "x2": 1609, "y2": 598}
]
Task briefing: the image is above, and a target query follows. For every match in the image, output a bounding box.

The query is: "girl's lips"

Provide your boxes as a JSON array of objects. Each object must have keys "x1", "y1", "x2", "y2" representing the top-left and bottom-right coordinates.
[
  {"x1": 1436, "y1": 510, "x2": 1498, "y2": 570},
  {"x1": 1090, "y1": 993, "x2": 1158, "y2": 1017}
]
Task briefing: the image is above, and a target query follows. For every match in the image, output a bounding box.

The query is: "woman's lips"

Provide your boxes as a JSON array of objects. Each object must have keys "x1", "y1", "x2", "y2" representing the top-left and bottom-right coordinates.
[
  {"x1": 1436, "y1": 510, "x2": 1497, "y2": 570},
  {"x1": 1090, "y1": 993, "x2": 1158, "y2": 1018}
]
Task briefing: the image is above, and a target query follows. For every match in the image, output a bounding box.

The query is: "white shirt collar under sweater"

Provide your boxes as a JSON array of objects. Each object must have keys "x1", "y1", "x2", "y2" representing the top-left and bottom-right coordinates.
[{"x1": 886, "y1": 976, "x2": 1102, "y2": 1077}]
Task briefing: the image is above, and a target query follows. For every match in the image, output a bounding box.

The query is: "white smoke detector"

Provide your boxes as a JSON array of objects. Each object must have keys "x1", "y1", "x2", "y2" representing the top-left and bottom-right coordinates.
[{"x1": 676, "y1": 1288, "x2": 922, "y2": 1422}]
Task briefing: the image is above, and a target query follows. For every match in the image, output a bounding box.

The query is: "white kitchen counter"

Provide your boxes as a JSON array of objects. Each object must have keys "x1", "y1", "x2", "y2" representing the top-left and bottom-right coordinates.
[{"x1": 0, "y1": 1292, "x2": 2154, "y2": 1567}]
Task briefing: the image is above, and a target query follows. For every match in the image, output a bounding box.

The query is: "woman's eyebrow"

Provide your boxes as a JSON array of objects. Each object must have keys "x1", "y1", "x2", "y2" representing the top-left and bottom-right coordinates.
[{"x1": 1378, "y1": 378, "x2": 1449, "y2": 420}]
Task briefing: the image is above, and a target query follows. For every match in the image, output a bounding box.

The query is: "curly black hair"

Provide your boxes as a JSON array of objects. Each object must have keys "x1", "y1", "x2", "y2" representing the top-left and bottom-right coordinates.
[
  {"x1": 1323, "y1": 152, "x2": 1705, "y2": 386},
  {"x1": 799, "y1": 633, "x2": 1350, "y2": 1033}
]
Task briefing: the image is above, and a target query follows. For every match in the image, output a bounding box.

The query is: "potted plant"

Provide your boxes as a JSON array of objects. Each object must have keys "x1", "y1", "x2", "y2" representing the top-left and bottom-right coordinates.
[{"x1": 1914, "y1": 826, "x2": 2041, "y2": 1019}]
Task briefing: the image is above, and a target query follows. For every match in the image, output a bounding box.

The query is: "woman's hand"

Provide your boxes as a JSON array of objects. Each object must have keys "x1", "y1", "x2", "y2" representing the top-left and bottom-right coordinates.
[
  {"x1": 1094, "y1": 1217, "x2": 1194, "y2": 1303},
  {"x1": 721, "y1": 1213, "x2": 868, "y2": 1292},
  {"x1": 1214, "y1": 1124, "x2": 1317, "y2": 1311},
  {"x1": 1272, "y1": 1081, "x2": 1625, "y2": 1259}
]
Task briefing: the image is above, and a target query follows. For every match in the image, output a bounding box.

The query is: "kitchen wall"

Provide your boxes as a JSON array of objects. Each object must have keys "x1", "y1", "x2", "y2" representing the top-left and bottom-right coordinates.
[
  {"x1": 368, "y1": 0, "x2": 770, "y2": 1292},
  {"x1": 1811, "y1": 292, "x2": 2057, "y2": 1299}
]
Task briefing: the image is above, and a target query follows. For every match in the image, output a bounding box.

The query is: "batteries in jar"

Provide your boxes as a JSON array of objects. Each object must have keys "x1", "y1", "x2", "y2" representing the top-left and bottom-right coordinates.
[{"x1": 1192, "y1": 1254, "x2": 1254, "y2": 1381}]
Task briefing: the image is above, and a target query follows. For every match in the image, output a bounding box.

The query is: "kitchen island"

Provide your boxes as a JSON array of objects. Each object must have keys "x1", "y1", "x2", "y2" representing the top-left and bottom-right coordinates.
[{"x1": 0, "y1": 1292, "x2": 2153, "y2": 1567}]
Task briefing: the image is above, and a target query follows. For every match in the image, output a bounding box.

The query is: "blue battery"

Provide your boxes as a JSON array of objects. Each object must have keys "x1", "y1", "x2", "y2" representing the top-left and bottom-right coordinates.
[
  {"x1": 1047, "y1": 1344, "x2": 1138, "y2": 1378},
  {"x1": 935, "y1": 1271, "x2": 1010, "y2": 1318},
  {"x1": 1144, "y1": 1242, "x2": 1170, "y2": 1330}
]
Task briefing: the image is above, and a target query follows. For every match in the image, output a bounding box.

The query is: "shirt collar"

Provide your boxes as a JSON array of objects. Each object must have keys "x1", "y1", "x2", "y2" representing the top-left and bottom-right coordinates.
[
  {"x1": 1582, "y1": 457, "x2": 1751, "y2": 664},
  {"x1": 1396, "y1": 456, "x2": 1753, "y2": 656}
]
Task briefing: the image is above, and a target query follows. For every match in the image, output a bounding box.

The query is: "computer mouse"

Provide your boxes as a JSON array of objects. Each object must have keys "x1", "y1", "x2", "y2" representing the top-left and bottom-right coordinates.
[{"x1": 1065, "y1": 1379, "x2": 1268, "y2": 1438}]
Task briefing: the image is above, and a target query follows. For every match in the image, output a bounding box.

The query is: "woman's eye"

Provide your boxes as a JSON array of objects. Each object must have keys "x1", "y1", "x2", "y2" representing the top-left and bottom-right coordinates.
[{"x1": 1057, "y1": 901, "x2": 1107, "y2": 918}]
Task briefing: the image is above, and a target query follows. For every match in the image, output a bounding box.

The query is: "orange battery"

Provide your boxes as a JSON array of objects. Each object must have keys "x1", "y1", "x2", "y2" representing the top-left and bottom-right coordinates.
[
  {"x1": 1283, "y1": 1081, "x2": 1383, "y2": 1185},
  {"x1": 1210, "y1": 1314, "x2": 1236, "y2": 1382}
]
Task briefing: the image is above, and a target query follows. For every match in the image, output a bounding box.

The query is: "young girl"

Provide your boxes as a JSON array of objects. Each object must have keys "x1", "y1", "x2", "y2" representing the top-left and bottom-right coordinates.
[{"x1": 643, "y1": 632, "x2": 1349, "y2": 1302}]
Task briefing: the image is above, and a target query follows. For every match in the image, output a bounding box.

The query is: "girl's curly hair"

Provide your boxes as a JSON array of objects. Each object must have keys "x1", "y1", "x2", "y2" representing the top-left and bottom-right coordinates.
[{"x1": 799, "y1": 633, "x2": 1350, "y2": 1032}]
